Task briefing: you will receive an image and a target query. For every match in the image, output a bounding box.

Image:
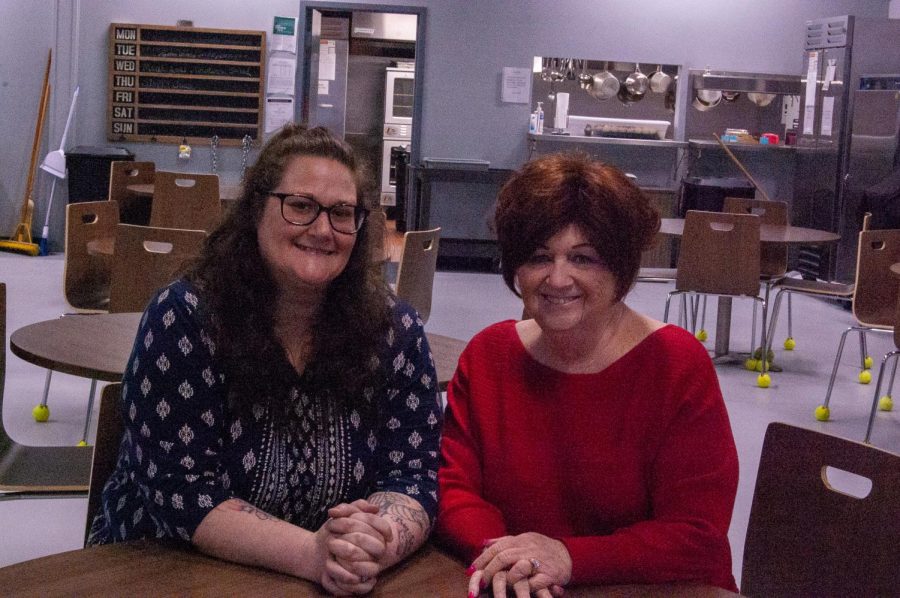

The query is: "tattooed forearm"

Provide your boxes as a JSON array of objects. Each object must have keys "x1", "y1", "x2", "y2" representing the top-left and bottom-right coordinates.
[
  {"x1": 367, "y1": 491, "x2": 431, "y2": 557},
  {"x1": 220, "y1": 498, "x2": 276, "y2": 522}
]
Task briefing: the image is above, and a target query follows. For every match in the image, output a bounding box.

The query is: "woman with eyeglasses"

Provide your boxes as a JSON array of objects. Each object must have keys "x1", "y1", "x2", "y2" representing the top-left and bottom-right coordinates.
[{"x1": 88, "y1": 125, "x2": 441, "y2": 596}]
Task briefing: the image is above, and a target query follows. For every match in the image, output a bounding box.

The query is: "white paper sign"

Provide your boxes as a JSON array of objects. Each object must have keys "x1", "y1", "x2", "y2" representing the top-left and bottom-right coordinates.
[
  {"x1": 318, "y1": 80, "x2": 329, "y2": 95},
  {"x1": 318, "y1": 40, "x2": 336, "y2": 81},
  {"x1": 501, "y1": 67, "x2": 531, "y2": 103},
  {"x1": 821, "y1": 96, "x2": 835, "y2": 137},
  {"x1": 805, "y1": 51, "x2": 819, "y2": 108},
  {"x1": 265, "y1": 96, "x2": 294, "y2": 132},
  {"x1": 271, "y1": 16, "x2": 297, "y2": 54},
  {"x1": 823, "y1": 59, "x2": 837, "y2": 92},
  {"x1": 267, "y1": 56, "x2": 296, "y2": 95}
]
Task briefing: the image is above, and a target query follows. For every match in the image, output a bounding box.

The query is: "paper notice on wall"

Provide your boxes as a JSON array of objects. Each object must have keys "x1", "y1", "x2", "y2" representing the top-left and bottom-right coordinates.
[
  {"x1": 823, "y1": 59, "x2": 837, "y2": 92},
  {"x1": 319, "y1": 40, "x2": 336, "y2": 81},
  {"x1": 500, "y1": 67, "x2": 531, "y2": 103},
  {"x1": 265, "y1": 96, "x2": 294, "y2": 132},
  {"x1": 271, "y1": 16, "x2": 297, "y2": 54},
  {"x1": 318, "y1": 80, "x2": 329, "y2": 95},
  {"x1": 820, "y1": 96, "x2": 835, "y2": 137},
  {"x1": 267, "y1": 56, "x2": 296, "y2": 95},
  {"x1": 805, "y1": 51, "x2": 819, "y2": 107}
]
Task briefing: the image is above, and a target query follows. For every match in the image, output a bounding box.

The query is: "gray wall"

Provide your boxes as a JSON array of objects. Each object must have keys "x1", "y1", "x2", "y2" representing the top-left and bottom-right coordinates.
[{"x1": 0, "y1": 0, "x2": 892, "y2": 249}]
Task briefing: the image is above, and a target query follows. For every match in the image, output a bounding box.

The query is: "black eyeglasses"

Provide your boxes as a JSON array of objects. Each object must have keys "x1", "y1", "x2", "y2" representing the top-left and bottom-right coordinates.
[{"x1": 269, "y1": 192, "x2": 369, "y2": 235}]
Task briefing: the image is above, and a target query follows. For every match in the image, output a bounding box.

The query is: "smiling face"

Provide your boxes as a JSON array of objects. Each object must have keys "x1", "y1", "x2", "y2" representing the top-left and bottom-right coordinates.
[
  {"x1": 257, "y1": 155, "x2": 359, "y2": 301},
  {"x1": 517, "y1": 223, "x2": 620, "y2": 334}
]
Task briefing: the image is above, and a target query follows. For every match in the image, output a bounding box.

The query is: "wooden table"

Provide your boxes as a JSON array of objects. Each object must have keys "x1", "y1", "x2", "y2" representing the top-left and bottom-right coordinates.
[
  {"x1": 0, "y1": 540, "x2": 737, "y2": 597},
  {"x1": 659, "y1": 218, "x2": 841, "y2": 360},
  {"x1": 10, "y1": 313, "x2": 466, "y2": 390}
]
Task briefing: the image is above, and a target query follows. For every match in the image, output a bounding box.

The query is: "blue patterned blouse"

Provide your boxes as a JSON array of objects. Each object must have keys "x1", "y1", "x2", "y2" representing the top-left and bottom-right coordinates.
[{"x1": 88, "y1": 279, "x2": 442, "y2": 544}]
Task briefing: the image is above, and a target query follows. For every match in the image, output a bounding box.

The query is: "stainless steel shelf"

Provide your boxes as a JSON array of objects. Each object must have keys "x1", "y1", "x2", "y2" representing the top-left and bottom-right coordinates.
[
  {"x1": 528, "y1": 133, "x2": 688, "y2": 149},
  {"x1": 688, "y1": 139, "x2": 798, "y2": 153}
]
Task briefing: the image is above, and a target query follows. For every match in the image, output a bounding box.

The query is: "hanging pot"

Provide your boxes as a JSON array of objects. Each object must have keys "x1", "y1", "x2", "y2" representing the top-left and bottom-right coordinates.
[
  {"x1": 722, "y1": 91, "x2": 741, "y2": 103},
  {"x1": 624, "y1": 63, "x2": 649, "y2": 97},
  {"x1": 748, "y1": 92, "x2": 776, "y2": 107},
  {"x1": 693, "y1": 90, "x2": 721, "y2": 111},
  {"x1": 590, "y1": 61, "x2": 620, "y2": 101},
  {"x1": 618, "y1": 82, "x2": 642, "y2": 106},
  {"x1": 649, "y1": 65, "x2": 672, "y2": 94},
  {"x1": 578, "y1": 59, "x2": 593, "y2": 91},
  {"x1": 664, "y1": 76, "x2": 677, "y2": 112}
]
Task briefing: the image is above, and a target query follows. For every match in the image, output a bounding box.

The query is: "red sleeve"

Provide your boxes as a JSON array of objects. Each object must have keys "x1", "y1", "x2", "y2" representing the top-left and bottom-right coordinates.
[
  {"x1": 435, "y1": 342, "x2": 508, "y2": 563},
  {"x1": 561, "y1": 341, "x2": 738, "y2": 590}
]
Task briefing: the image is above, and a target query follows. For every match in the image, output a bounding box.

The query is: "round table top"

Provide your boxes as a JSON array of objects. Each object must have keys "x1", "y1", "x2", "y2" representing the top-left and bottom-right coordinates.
[
  {"x1": 0, "y1": 540, "x2": 737, "y2": 597},
  {"x1": 659, "y1": 218, "x2": 841, "y2": 245},
  {"x1": 10, "y1": 312, "x2": 466, "y2": 389},
  {"x1": 127, "y1": 182, "x2": 242, "y2": 201},
  {"x1": 890, "y1": 262, "x2": 900, "y2": 278}
]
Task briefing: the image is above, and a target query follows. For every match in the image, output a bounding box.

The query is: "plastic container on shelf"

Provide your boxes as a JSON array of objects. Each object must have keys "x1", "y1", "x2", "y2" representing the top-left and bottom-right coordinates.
[{"x1": 567, "y1": 115, "x2": 671, "y2": 140}]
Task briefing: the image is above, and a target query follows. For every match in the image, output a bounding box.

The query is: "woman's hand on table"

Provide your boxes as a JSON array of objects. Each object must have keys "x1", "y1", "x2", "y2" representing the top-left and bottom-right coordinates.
[
  {"x1": 317, "y1": 499, "x2": 393, "y2": 595},
  {"x1": 468, "y1": 532, "x2": 571, "y2": 598}
]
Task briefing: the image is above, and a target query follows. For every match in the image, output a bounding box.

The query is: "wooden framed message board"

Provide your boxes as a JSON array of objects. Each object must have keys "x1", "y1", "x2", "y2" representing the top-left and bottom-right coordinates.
[{"x1": 108, "y1": 23, "x2": 266, "y2": 146}]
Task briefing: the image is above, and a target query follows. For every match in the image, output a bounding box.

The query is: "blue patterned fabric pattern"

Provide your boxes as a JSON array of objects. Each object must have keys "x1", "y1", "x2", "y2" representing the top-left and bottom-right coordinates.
[{"x1": 88, "y1": 279, "x2": 441, "y2": 544}]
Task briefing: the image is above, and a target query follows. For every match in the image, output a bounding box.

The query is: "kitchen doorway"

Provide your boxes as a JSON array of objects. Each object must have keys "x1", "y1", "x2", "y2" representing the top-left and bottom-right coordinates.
[{"x1": 299, "y1": 3, "x2": 425, "y2": 227}]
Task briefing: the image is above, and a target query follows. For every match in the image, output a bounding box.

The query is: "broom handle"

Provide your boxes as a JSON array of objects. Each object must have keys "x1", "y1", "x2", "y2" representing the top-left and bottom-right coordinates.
[
  {"x1": 21, "y1": 50, "x2": 52, "y2": 220},
  {"x1": 712, "y1": 133, "x2": 773, "y2": 202}
]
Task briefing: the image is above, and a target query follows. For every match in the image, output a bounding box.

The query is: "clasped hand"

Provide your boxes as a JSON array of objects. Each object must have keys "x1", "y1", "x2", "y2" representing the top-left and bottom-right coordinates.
[
  {"x1": 316, "y1": 499, "x2": 393, "y2": 596},
  {"x1": 468, "y1": 532, "x2": 571, "y2": 598}
]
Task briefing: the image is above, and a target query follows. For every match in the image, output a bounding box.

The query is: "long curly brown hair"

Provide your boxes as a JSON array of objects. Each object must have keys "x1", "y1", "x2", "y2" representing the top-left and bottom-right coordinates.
[{"x1": 184, "y1": 124, "x2": 392, "y2": 418}]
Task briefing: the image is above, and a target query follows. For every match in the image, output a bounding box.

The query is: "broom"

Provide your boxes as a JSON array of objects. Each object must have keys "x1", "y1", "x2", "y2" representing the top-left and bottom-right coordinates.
[{"x1": 0, "y1": 49, "x2": 51, "y2": 256}]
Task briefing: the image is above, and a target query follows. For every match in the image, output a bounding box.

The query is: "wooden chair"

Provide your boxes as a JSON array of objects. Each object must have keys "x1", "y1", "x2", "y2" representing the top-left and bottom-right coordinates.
[
  {"x1": 741, "y1": 422, "x2": 900, "y2": 596},
  {"x1": 63, "y1": 201, "x2": 119, "y2": 311},
  {"x1": 84, "y1": 382, "x2": 123, "y2": 545},
  {"x1": 811, "y1": 226, "x2": 900, "y2": 423},
  {"x1": 722, "y1": 198, "x2": 788, "y2": 361},
  {"x1": 37, "y1": 225, "x2": 206, "y2": 444},
  {"x1": 0, "y1": 282, "x2": 92, "y2": 499},
  {"x1": 765, "y1": 212, "x2": 871, "y2": 356},
  {"x1": 865, "y1": 285, "x2": 900, "y2": 442},
  {"x1": 150, "y1": 171, "x2": 222, "y2": 232},
  {"x1": 395, "y1": 227, "x2": 441, "y2": 325},
  {"x1": 662, "y1": 210, "x2": 771, "y2": 385},
  {"x1": 109, "y1": 224, "x2": 207, "y2": 313},
  {"x1": 108, "y1": 161, "x2": 155, "y2": 225}
]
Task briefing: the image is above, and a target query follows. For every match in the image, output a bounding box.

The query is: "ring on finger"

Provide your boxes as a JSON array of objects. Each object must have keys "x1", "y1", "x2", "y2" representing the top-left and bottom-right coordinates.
[{"x1": 530, "y1": 558, "x2": 541, "y2": 571}]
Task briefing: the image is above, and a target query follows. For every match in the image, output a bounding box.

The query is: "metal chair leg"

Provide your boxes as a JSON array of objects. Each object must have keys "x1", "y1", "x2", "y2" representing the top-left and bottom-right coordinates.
[
  {"x1": 79, "y1": 379, "x2": 98, "y2": 446},
  {"x1": 865, "y1": 351, "x2": 899, "y2": 443},
  {"x1": 786, "y1": 292, "x2": 794, "y2": 340},
  {"x1": 32, "y1": 369, "x2": 53, "y2": 422},
  {"x1": 820, "y1": 326, "x2": 856, "y2": 414}
]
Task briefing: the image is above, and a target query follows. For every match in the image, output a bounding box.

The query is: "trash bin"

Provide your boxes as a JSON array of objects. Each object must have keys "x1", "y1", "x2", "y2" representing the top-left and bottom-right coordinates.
[
  {"x1": 66, "y1": 146, "x2": 134, "y2": 203},
  {"x1": 679, "y1": 176, "x2": 755, "y2": 215}
]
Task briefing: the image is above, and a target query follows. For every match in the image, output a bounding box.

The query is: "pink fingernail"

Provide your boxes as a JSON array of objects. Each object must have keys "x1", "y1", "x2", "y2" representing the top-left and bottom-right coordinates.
[
  {"x1": 467, "y1": 593, "x2": 475, "y2": 598},
  {"x1": 465, "y1": 565, "x2": 475, "y2": 576}
]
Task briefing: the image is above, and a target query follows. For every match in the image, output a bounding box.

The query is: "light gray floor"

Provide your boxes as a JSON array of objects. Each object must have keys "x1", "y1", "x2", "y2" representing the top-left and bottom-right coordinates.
[{"x1": 1, "y1": 251, "x2": 898, "y2": 585}]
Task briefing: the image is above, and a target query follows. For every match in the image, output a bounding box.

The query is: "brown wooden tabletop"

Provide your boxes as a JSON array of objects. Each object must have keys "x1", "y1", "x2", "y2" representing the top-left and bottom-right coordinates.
[
  {"x1": 10, "y1": 312, "x2": 466, "y2": 389},
  {"x1": 659, "y1": 218, "x2": 841, "y2": 245},
  {"x1": 0, "y1": 539, "x2": 737, "y2": 597},
  {"x1": 127, "y1": 182, "x2": 242, "y2": 201},
  {"x1": 890, "y1": 262, "x2": 900, "y2": 278}
]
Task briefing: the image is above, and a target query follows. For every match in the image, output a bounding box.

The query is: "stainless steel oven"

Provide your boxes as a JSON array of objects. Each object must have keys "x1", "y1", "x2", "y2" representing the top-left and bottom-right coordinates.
[
  {"x1": 381, "y1": 124, "x2": 411, "y2": 206},
  {"x1": 381, "y1": 64, "x2": 414, "y2": 206},
  {"x1": 384, "y1": 66, "x2": 414, "y2": 125}
]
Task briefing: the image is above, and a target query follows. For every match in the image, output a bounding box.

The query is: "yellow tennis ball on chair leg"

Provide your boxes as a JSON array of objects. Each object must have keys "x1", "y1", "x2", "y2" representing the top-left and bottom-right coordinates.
[
  {"x1": 879, "y1": 395, "x2": 894, "y2": 411},
  {"x1": 695, "y1": 329, "x2": 708, "y2": 342},
  {"x1": 757, "y1": 373, "x2": 771, "y2": 388},
  {"x1": 32, "y1": 404, "x2": 50, "y2": 422},
  {"x1": 864, "y1": 356, "x2": 873, "y2": 369},
  {"x1": 744, "y1": 358, "x2": 758, "y2": 371},
  {"x1": 858, "y1": 370, "x2": 872, "y2": 384},
  {"x1": 783, "y1": 337, "x2": 795, "y2": 350},
  {"x1": 814, "y1": 405, "x2": 830, "y2": 421}
]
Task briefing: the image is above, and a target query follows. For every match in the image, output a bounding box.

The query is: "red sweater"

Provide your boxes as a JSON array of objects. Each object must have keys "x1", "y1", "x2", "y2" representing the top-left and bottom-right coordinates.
[{"x1": 436, "y1": 321, "x2": 738, "y2": 591}]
